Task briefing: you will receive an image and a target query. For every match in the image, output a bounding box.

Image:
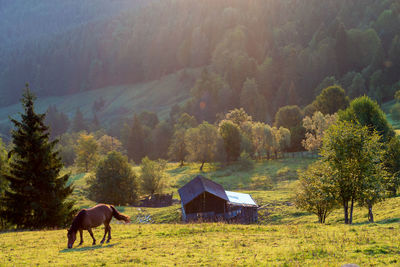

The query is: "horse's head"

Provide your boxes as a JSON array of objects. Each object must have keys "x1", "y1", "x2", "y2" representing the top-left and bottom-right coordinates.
[{"x1": 67, "y1": 229, "x2": 76, "y2": 249}]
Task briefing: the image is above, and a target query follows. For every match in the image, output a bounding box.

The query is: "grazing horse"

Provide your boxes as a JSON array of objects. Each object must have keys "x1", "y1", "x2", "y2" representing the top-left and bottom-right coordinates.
[{"x1": 67, "y1": 204, "x2": 130, "y2": 249}]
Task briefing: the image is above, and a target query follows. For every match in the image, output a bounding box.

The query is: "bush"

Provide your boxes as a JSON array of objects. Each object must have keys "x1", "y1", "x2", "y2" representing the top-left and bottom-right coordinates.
[{"x1": 87, "y1": 151, "x2": 139, "y2": 205}]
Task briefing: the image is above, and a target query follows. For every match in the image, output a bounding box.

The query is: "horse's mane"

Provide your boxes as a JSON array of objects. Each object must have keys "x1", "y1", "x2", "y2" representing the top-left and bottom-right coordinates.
[{"x1": 69, "y1": 209, "x2": 86, "y2": 233}]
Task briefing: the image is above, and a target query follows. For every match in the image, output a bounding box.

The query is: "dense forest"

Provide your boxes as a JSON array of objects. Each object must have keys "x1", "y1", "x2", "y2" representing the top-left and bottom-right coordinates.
[{"x1": 1, "y1": 0, "x2": 400, "y2": 134}]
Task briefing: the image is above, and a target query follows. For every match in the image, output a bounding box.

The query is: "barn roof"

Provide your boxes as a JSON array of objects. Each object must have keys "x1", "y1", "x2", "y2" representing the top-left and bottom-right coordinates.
[
  {"x1": 225, "y1": 191, "x2": 257, "y2": 207},
  {"x1": 178, "y1": 175, "x2": 229, "y2": 206}
]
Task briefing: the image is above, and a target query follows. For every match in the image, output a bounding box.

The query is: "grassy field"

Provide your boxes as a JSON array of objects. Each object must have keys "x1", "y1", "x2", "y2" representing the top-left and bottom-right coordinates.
[
  {"x1": 1, "y1": 218, "x2": 400, "y2": 266},
  {"x1": 2, "y1": 157, "x2": 400, "y2": 266}
]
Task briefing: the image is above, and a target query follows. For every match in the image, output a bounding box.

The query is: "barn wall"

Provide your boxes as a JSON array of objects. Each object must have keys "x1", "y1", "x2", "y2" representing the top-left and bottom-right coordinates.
[{"x1": 184, "y1": 192, "x2": 226, "y2": 214}]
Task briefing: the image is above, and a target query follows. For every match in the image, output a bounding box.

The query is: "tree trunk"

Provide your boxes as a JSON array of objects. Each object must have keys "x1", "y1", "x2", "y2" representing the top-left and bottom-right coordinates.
[
  {"x1": 349, "y1": 198, "x2": 354, "y2": 224},
  {"x1": 180, "y1": 160, "x2": 184, "y2": 167},
  {"x1": 322, "y1": 209, "x2": 327, "y2": 224},
  {"x1": 200, "y1": 161, "x2": 205, "y2": 171},
  {"x1": 368, "y1": 202, "x2": 374, "y2": 223},
  {"x1": 343, "y1": 201, "x2": 349, "y2": 224}
]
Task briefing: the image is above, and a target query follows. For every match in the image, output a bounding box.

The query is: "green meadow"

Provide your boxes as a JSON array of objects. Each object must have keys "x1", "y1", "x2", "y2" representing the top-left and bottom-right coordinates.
[{"x1": 2, "y1": 157, "x2": 400, "y2": 266}]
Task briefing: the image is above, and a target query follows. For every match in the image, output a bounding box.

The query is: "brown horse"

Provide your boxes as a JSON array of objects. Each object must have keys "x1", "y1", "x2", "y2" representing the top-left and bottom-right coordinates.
[{"x1": 67, "y1": 204, "x2": 130, "y2": 249}]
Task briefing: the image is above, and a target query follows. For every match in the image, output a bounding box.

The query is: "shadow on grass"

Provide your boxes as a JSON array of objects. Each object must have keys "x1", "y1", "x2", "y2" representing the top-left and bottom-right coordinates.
[
  {"x1": 167, "y1": 165, "x2": 190, "y2": 174},
  {"x1": 352, "y1": 217, "x2": 400, "y2": 226},
  {"x1": 59, "y1": 242, "x2": 120, "y2": 253}
]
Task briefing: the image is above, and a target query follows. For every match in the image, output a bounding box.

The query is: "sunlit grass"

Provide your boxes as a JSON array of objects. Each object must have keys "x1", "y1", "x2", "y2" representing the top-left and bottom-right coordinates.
[
  {"x1": 1, "y1": 222, "x2": 400, "y2": 266},
  {"x1": 3, "y1": 157, "x2": 400, "y2": 265}
]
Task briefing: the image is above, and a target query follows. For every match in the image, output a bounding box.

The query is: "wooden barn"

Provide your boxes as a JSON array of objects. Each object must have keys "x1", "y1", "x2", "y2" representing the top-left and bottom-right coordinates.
[{"x1": 178, "y1": 175, "x2": 258, "y2": 223}]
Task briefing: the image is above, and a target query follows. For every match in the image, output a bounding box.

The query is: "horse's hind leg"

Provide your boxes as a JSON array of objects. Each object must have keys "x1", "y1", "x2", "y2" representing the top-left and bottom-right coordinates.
[
  {"x1": 106, "y1": 225, "x2": 111, "y2": 243},
  {"x1": 78, "y1": 229, "x2": 83, "y2": 246},
  {"x1": 100, "y1": 224, "x2": 108, "y2": 244},
  {"x1": 88, "y1": 229, "x2": 96, "y2": 245}
]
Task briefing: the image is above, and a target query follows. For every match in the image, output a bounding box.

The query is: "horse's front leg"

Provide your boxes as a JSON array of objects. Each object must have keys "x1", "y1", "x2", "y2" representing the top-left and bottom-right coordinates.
[
  {"x1": 88, "y1": 229, "x2": 96, "y2": 245},
  {"x1": 78, "y1": 229, "x2": 83, "y2": 246}
]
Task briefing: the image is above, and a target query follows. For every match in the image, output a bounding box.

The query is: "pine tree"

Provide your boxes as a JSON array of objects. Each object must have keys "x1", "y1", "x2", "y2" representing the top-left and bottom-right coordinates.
[
  {"x1": 127, "y1": 114, "x2": 146, "y2": 164},
  {"x1": 1, "y1": 85, "x2": 75, "y2": 229},
  {"x1": 72, "y1": 107, "x2": 86, "y2": 132}
]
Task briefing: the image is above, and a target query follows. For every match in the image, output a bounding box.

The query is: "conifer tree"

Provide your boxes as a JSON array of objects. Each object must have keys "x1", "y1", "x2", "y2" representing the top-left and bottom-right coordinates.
[
  {"x1": 72, "y1": 107, "x2": 86, "y2": 132},
  {"x1": 127, "y1": 114, "x2": 146, "y2": 164},
  {"x1": 1, "y1": 85, "x2": 75, "y2": 228}
]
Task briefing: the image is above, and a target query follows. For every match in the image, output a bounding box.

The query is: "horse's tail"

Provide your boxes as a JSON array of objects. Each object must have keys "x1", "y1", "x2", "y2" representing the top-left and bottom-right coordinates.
[{"x1": 111, "y1": 205, "x2": 131, "y2": 223}]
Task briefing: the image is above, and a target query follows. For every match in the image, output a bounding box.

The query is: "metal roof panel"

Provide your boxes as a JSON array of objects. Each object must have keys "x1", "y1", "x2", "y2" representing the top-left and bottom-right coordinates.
[{"x1": 225, "y1": 191, "x2": 257, "y2": 206}]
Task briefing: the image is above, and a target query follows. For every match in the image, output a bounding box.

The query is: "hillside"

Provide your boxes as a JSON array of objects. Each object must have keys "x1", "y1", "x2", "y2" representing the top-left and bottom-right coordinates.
[
  {"x1": 0, "y1": 69, "x2": 198, "y2": 139},
  {"x1": 1, "y1": 0, "x2": 400, "y2": 123}
]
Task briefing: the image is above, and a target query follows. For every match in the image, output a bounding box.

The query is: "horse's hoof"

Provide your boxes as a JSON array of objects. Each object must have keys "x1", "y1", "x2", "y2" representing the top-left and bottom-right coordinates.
[
  {"x1": 106, "y1": 240, "x2": 110, "y2": 243},
  {"x1": 100, "y1": 240, "x2": 104, "y2": 244}
]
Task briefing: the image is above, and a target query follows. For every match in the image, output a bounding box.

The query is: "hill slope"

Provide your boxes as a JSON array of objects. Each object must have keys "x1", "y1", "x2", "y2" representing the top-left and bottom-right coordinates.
[{"x1": 0, "y1": 69, "x2": 198, "y2": 138}]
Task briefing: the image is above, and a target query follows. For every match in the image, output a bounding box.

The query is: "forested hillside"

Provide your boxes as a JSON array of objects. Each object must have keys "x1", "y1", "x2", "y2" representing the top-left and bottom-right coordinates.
[{"x1": 1, "y1": 0, "x2": 400, "y2": 128}]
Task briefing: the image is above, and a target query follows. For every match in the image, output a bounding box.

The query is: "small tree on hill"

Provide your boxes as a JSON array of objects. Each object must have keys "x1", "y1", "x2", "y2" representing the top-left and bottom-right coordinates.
[
  {"x1": 313, "y1": 86, "x2": 349, "y2": 115},
  {"x1": 219, "y1": 120, "x2": 241, "y2": 163},
  {"x1": 295, "y1": 161, "x2": 337, "y2": 223},
  {"x1": 274, "y1": 105, "x2": 304, "y2": 151},
  {"x1": 127, "y1": 114, "x2": 146, "y2": 164},
  {"x1": 45, "y1": 105, "x2": 70, "y2": 139},
  {"x1": 384, "y1": 137, "x2": 400, "y2": 196},
  {"x1": 1, "y1": 85, "x2": 75, "y2": 228},
  {"x1": 75, "y1": 132, "x2": 99, "y2": 172},
  {"x1": 321, "y1": 121, "x2": 387, "y2": 224},
  {"x1": 168, "y1": 113, "x2": 197, "y2": 167},
  {"x1": 251, "y1": 122, "x2": 273, "y2": 160},
  {"x1": 98, "y1": 135, "x2": 123, "y2": 155},
  {"x1": 168, "y1": 128, "x2": 188, "y2": 167},
  {"x1": 140, "y1": 157, "x2": 167, "y2": 195},
  {"x1": 87, "y1": 151, "x2": 138, "y2": 205},
  {"x1": 185, "y1": 122, "x2": 219, "y2": 171},
  {"x1": 339, "y1": 96, "x2": 394, "y2": 143},
  {"x1": 302, "y1": 111, "x2": 338, "y2": 154}
]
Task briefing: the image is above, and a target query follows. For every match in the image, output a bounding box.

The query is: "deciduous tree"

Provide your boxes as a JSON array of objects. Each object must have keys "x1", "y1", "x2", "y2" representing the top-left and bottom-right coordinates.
[
  {"x1": 295, "y1": 161, "x2": 337, "y2": 223},
  {"x1": 321, "y1": 121, "x2": 387, "y2": 224},
  {"x1": 185, "y1": 122, "x2": 219, "y2": 171},
  {"x1": 140, "y1": 157, "x2": 167, "y2": 195},
  {"x1": 87, "y1": 151, "x2": 138, "y2": 205},
  {"x1": 302, "y1": 111, "x2": 338, "y2": 153},
  {"x1": 219, "y1": 120, "x2": 241, "y2": 163},
  {"x1": 75, "y1": 132, "x2": 99, "y2": 172}
]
